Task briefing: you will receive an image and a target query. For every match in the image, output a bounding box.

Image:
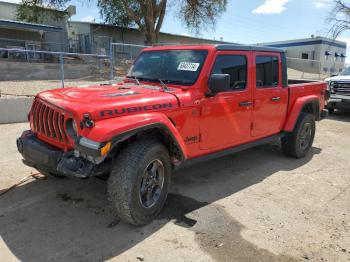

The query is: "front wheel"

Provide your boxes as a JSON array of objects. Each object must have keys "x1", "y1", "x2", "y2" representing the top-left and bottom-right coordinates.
[
  {"x1": 282, "y1": 113, "x2": 316, "y2": 158},
  {"x1": 107, "y1": 138, "x2": 171, "y2": 226}
]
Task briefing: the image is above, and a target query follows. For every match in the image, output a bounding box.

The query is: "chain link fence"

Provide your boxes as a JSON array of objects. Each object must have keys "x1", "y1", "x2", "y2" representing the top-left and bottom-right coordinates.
[
  {"x1": 109, "y1": 43, "x2": 147, "y2": 80},
  {"x1": 286, "y1": 57, "x2": 325, "y2": 80},
  {"x1": 1, "y1": 42, "x2": 343, "y2": 98},
  {"x1": 0, "y1": 48, "x2": 110, "y2": 97},
  {"x1": 286, "y1": 57, "x2": 346, "y2": 80},
  {"x1": 0, "y1": 36, "x2": 69, "y2": 53}
]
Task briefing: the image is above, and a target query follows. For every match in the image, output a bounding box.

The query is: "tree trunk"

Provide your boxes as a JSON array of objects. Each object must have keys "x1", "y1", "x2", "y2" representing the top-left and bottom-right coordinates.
[
  {"x1": 144, "y1": 28, "x2": 157, "y2": 45},
  {"x1": 142, "y1": 0, "x2": 167, "y2": 45}
]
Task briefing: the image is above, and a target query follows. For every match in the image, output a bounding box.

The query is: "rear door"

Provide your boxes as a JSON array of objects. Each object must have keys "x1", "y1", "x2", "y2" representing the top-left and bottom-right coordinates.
[
  {"x1": 252, "y1": 52, "x2": 288, "y2": 137},
  {"x1": 199, "y1": 51, "x2": 253, "y2": 150}
]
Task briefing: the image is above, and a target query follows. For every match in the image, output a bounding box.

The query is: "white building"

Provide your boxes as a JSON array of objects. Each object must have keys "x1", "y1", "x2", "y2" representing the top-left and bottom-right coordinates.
[{"x1": 259, "y1": 37, "x2": 347, "y2": 76}]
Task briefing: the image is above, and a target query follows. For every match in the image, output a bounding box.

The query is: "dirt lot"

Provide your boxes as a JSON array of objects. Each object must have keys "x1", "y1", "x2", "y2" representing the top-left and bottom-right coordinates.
[{"x1": 0, "y1": 113, "x2": 350, "y2": 262}]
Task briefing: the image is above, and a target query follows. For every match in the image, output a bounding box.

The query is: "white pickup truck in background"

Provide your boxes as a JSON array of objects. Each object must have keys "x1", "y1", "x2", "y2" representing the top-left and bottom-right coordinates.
[{"x1": 325, "y1": 67, "x2": 350, "y2": 114}]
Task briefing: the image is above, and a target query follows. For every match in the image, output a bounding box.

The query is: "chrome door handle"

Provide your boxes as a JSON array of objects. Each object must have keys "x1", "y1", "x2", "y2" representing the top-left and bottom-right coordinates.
[
  {"x1": 271, "y1": 97, "x2": 281, "y2": 102},
  {"x1": 239, "y1": 101, "x2": 253, "y2": 107}
]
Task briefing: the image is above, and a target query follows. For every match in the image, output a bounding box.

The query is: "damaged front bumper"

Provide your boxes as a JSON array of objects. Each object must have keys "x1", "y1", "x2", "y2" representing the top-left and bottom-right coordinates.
[{"x1": 17, "y1": 131, "x2": 111, "y2": 178}]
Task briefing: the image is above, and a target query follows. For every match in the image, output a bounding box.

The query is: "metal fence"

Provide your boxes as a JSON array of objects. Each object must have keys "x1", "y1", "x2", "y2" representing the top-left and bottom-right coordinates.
[
  {"x1": 286, "y1": 57, "x2": 325, "y2": 80},
  {"x1": 286, "y1": 57, "x2": 346, "y2": 80},
  {"x1": 0, "y1": 36, "x2": 70, "y2": 53},
  {"x1": 0, "y1": 48, "x2": 110, "y2": 88},
  {"x1": 109, "y1": 42, "x2": 147, "y2": 80},
  {"x1": 0, "y1": 43, "x2": 343, "y2": 98},
  {"x1": 0, "y1": 43, "x2": 146, "y2": 97}
]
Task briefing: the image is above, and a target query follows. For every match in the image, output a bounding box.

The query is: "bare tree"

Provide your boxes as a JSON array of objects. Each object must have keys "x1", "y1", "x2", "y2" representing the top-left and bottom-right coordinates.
[{"x1": 328, "y1": 0, "x2": 350, "y2": 38}]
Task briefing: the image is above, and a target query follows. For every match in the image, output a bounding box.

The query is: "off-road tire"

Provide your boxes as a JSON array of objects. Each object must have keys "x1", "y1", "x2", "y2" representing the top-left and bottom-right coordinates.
[
  {"x1": 282, "y1": 113, "x2": 316, "y2": 159},
  {"x1": 107, "y1": 138, "x2": 171, "y2": 226}
]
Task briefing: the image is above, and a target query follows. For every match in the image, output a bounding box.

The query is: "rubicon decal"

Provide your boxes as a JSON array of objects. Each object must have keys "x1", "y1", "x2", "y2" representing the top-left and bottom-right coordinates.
[{"x1": 100, "y1": 103, "x2": 173, "y2": 117}]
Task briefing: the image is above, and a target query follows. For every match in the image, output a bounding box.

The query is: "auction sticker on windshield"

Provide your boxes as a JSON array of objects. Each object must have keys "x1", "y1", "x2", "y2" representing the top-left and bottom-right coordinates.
[{"x1": 177, "y1": 62, "x2": 200, "y2": 71}]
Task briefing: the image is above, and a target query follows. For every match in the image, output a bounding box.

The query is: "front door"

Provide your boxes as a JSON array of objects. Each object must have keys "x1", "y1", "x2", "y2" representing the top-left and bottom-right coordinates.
[
  {"x1": 252, "y1": 52, "x2": 288, "y2": 137},
  {"x1": 200, "y1": 52, "x2": 253, "y2": 150}
]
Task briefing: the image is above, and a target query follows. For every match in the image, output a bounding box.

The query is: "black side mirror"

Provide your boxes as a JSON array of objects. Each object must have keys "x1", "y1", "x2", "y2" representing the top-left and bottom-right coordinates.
[
  {"x1": 331, "y1": 74, "x2": 338, "y2": 77},
  {"x1": 208, "y1": 74, "x2": 230, "y2": 95}
]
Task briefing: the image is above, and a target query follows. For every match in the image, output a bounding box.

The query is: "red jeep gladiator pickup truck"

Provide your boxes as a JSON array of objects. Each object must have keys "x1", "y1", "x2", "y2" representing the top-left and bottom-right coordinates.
[{"x1": 17, "y1": 44, "x2": 328, "y2": 225}]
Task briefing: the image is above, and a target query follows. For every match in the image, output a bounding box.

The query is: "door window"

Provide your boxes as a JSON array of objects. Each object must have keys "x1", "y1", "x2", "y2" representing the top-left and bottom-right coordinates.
[
  {"x1": 211, "y1": 55, "x2": 247, "y2": 91},
  {"x1": 256, "y1": 56, "x2": 279, "y2": 88}
]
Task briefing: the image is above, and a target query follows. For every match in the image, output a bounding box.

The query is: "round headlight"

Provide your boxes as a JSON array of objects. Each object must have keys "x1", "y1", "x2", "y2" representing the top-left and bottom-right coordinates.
[{"x1": 66, "y1": 118, "x2": 78, "y2": 138}]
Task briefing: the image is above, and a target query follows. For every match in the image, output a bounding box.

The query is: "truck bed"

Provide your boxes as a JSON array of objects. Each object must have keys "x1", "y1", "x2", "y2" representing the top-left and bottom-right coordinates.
[
  {"x1": 287, "y1": 80, "x2": 327, "y2": 119},
  {"x1": 288, "y1": 79, "x2": 321, "y2": 85}
]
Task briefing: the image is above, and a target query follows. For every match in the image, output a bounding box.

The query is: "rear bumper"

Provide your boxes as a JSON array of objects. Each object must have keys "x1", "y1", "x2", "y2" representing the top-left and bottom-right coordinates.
[{"x1": 17, "y1": 131, "x2": 110, "y2": 178}]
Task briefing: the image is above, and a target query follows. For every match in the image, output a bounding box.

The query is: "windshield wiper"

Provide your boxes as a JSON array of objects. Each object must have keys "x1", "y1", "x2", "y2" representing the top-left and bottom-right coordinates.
[
  {"x1": 126, "y1": 75, "x2": 140, "y2": 85},
  {"x1": 127, "y1": 76, "x2": 174, "y2": 91},
  {"x1": 158, "y1": 78, "x2": 171, "y2": 92},
  {"x1": 133, "y1": 76, "x2": 140, "y2": 85}
]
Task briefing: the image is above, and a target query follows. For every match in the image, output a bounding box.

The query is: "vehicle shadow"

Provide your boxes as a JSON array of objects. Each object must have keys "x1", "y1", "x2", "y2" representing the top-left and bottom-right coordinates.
[
  {"x1": 328, "y1": 110, "x2": 350, "y2": 122},
  {"x1": 0, "y1": 143, "x2": 321, "y2": 261}
]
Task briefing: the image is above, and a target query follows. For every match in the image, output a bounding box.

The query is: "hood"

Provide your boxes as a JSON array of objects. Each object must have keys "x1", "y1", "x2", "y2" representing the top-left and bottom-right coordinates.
[
  {"x1": 37, "y1": 83, "x2": 180, "y2": 121},
  {"x1": 325, "y1": 75, "x2": 350, "y2": 82}
]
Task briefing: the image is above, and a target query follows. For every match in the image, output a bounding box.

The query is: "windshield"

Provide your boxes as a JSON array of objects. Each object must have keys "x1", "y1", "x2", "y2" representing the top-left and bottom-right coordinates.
[
  {"x1": 340, "y1": 67, "x2": 350, "y2": 76},
  {"x1": 127, "y1": 50, "x2": 208, "y2": 86}
]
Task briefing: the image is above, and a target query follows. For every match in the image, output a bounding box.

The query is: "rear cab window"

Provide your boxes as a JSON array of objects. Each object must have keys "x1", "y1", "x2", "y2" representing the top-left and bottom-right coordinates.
[
  {"x1": 211, "y1": 55, "x2": 248, "y2": 91},
  {"x1": 256, "y1": 56, "x2": 280, "y2": 88}
]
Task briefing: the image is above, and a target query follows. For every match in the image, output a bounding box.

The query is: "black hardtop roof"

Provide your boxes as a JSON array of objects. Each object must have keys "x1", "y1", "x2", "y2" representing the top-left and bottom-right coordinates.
[{"x1": 215, "y1": 44, "x2": 285, "y2": 53}]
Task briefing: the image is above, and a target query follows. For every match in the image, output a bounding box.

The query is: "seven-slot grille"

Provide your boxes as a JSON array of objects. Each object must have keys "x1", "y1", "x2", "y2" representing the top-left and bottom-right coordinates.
[
  {"x1": 333, "y1": 82, "x2": 350, "y2": 95},
  {"x1": 31, "y1": 99, "x2": 69, "y2": 145}
]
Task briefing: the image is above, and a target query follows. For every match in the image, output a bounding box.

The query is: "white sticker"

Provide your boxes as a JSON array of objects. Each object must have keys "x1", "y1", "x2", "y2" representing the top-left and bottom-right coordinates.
[{"x1": 177, "y1": 62, "x2": 200, "y2": 71}]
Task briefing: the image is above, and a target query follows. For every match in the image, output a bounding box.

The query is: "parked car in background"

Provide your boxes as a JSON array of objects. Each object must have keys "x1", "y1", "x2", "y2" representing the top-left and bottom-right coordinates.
[{"x1": 325, "y1": 67, "x2": 350, "y2": 113}]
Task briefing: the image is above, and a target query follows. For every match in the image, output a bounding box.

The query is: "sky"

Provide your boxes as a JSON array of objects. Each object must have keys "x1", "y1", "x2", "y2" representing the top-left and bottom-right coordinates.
[{"x1": 4, "y1": 0, "x2": 350, "y2": 61}]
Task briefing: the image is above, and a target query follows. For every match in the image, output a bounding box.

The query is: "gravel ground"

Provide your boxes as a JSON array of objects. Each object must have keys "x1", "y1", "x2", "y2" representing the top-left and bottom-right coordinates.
[{"x1": 0, "y1": 113, "x2": 350, "y2": 262}]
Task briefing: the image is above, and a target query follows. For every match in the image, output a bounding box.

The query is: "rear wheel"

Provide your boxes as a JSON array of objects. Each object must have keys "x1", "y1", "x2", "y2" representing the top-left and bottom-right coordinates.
[
  {"x1": 282, "y1": 113, "x2": 315, "y2": 158},
  {"x1": 107, "y1": 138, "x2": 171, "y2": 226}
]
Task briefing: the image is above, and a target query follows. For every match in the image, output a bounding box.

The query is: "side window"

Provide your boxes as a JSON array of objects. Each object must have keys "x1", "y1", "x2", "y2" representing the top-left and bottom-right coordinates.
[
  {"x1": 212, "y1": 55, "x2": 247, "y2": 91},
  {"x1": 256, "y1": 56, "x2": 279, "y2": 88}
]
